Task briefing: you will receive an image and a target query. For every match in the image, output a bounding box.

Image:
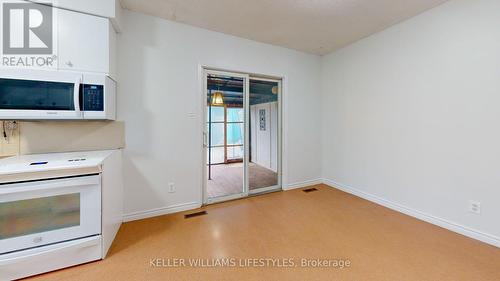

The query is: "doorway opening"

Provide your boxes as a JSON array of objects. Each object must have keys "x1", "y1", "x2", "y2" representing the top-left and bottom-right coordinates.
[{"x1": 203, "y1": 69, "x2": 281, "y2": 204}]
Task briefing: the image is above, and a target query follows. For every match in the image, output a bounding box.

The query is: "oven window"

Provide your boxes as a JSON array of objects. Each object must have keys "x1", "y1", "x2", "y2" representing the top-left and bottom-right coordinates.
[
  {"x1": 0, "y1": 78, "x2": 75, "y2": 111},
  {"x1": 0, "y1": 193, "x2": 80, "y2": 239}
]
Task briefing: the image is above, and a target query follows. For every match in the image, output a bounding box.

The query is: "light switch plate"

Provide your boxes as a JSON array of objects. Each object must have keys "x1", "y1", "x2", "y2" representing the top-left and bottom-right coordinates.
[{"x1": 469, "y1": 201, "x2": 481, "y2": 215}]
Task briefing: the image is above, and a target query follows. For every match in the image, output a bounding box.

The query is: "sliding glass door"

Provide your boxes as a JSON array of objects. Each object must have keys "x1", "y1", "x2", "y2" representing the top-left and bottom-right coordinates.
[
  {"x1": 248, "y1": 77, "x2": 281, "y2": 194},
  {"x1": 204, "y1": 70, "x2": 249, "y2": 204},
  {"x1": 203, "y1": 69, "x2": 281, "y2": 204}
]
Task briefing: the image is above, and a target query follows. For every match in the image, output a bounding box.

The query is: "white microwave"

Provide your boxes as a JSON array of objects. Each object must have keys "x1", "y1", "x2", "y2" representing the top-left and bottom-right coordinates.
[{"x1": 0, "y1": 69, "x2": 116, "y2": 120}]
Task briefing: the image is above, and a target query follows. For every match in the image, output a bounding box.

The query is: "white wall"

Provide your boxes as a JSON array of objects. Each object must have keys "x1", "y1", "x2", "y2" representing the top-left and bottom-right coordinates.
[
  {"x1": 118, "y1": 10, "x2": 322, "y2": 219},
  {"x1": 321, "y1": 0, "x2": 500, "y2": 244},
  {"x1": 250, "y1": 102, "x2": 278, "y2": 172}
]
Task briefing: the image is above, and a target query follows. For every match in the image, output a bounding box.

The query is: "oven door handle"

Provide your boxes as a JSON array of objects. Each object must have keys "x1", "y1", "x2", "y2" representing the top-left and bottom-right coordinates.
[
  {"x1": 74, "y1": 76, "x2": 82, "y2": 117},
  {"x1": 0, "y1": 175, "x2": 100, "y2": 196}
]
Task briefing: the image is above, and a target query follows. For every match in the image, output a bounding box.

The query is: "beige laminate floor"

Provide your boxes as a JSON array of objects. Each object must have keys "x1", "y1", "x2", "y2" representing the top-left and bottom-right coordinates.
[{"x1": 28, "y1": 184, "x2": 500, "y2": 281}]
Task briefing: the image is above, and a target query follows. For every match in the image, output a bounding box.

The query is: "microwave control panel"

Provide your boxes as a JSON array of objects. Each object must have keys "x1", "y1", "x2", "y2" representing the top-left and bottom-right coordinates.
[{"x1": 81, "y1": 84, "x2": 104, "y2": 111}]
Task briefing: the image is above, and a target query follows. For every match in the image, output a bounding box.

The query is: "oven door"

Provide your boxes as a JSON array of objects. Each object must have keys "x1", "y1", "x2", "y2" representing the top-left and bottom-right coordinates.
[
  {"x1": 0, "y1": 69, "x2": 83, "y2": 120},
  {"x1": 0, "y1": 175, "x2": 101, "y2": 254}
]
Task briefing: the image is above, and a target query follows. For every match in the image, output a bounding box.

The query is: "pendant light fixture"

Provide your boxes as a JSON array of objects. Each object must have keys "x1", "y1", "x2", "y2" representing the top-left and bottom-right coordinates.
[
  {"x1": 211, "y1": 82, "x2": 224, "y2": 106},
  {"x1": 271, "y1": 85, "x2": 278, "y2": 95},
  {"x1": 211, "y1": 91, "x2": 224, "y2": 106}
]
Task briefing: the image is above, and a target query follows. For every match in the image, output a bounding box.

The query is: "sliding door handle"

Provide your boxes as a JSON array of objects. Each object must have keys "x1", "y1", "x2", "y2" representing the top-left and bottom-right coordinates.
[{"x1": 203, "y1": 132, "x2": 208, "y2": 147}]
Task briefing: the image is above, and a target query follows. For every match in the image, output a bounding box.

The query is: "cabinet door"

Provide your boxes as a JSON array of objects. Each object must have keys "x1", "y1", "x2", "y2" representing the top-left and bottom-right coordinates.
[
  {"x1": 57, "y1": 8, "x2": 109, "y2": 73},
  {"x1": 51, "y1": 0, "x2": 116, "y2": 18}
]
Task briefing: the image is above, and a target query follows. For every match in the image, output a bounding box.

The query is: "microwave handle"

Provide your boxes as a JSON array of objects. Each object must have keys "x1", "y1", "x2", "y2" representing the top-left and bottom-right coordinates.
[{"x1": 74, "y1": 77, "x2": 82, "y2": 114}]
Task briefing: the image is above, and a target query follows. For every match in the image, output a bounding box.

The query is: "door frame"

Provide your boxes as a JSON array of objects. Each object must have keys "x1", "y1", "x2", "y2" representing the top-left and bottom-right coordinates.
[
  {"x1": 203, "y1": 68, "x2": 250, "y2": 204},
  {"x1": 247, "y1": 76, "x2": 282, "y2": 195},
  {"x1": 201, "y1": 67, "x2": 283, "y2": 205}
]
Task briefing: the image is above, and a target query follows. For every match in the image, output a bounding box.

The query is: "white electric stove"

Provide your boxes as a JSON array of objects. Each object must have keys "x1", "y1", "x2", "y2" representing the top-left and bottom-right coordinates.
[{"x1": 0, "y1": 150, "x2": 123, "y2": 280}]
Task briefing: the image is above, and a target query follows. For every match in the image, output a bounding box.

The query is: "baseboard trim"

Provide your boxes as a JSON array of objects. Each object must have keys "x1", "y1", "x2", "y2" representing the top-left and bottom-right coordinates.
[
  {"x1": 123, "y1": 201, "x2": 202, "y2": 222},
  {"x1": 322, "y1": 178, "x2": 500, "y2": 248},
  {"x1": 284, "y1": 178, "x2": 323, "y2": 191},
  {"x1": 123, "y1": 178, "x2": 323, "y2": 222}
]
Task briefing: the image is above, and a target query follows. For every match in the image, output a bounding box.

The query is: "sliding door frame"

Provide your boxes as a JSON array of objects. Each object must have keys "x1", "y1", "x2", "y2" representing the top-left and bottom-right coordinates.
[
  {"x1": 201, "y1": 67, "x2": 283, "y2": 205},
  {"x1": 203, "y1": 68, "x2": 250, "y2": 205},
  {"x1": 248, "y1": 76, "x2": 282, "y2": 195}
]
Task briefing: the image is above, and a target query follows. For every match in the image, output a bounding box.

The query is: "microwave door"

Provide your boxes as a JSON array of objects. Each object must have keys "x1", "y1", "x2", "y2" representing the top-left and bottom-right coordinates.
[{"x1": 0, "y1": 69, "x2": 83, "y2": 120}]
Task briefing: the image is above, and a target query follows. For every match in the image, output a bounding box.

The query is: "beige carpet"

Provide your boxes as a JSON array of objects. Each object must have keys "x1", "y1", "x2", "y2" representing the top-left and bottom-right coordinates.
[
  {"x1": 206, "y1": 162, "x2": 278, "y2": 198},
  {"x1": 27, "y1": 185, "x2": 500, "y2": 281}
]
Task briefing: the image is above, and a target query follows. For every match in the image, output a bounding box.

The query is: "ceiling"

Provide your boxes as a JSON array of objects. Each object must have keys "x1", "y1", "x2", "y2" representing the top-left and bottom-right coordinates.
[{"x1": 120, "y1": 0, "x2": 449, "y2": 55}]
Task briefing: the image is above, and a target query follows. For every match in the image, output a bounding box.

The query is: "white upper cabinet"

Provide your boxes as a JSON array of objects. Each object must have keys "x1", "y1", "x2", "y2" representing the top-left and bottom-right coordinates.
[
  {"x1": 29, "y1": 0, "x2": 122, "y2": 31},
  {"x1": 57, "y1": 8, "x2": 116, "y2": 78}
]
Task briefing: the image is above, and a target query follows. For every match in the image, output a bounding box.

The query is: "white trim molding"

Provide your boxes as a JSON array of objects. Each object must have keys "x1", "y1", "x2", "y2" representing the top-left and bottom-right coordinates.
[
  {"x1": 122, "y1": 178, "x2": 323, "y2": 222},
  {"x1": 283, "y1": 178, "x2": 323, "y2": 191},
  {"x1": 322, "y1": 178, "x2": 500, "y2": 248},
  {"x1": 123, "y1": 202, "x2": 202, "y2": 222}
]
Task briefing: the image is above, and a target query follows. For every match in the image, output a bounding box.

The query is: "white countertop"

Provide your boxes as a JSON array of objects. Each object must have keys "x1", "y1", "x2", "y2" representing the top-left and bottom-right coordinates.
[{"x1": 0, "y1": 150, "x2": 116, "y2": 179}]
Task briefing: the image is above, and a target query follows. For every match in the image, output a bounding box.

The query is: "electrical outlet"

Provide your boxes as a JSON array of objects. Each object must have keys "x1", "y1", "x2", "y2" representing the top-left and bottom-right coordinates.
[
  {"x1": 469, "y1": 201, "x2": 481, "y2": 215},
  {"x1": 0, "y1": 121, "x2": 20, "y2": 157},
  {"x1": 168, "y1": 183, "x2": 176, "y2": 193}
]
